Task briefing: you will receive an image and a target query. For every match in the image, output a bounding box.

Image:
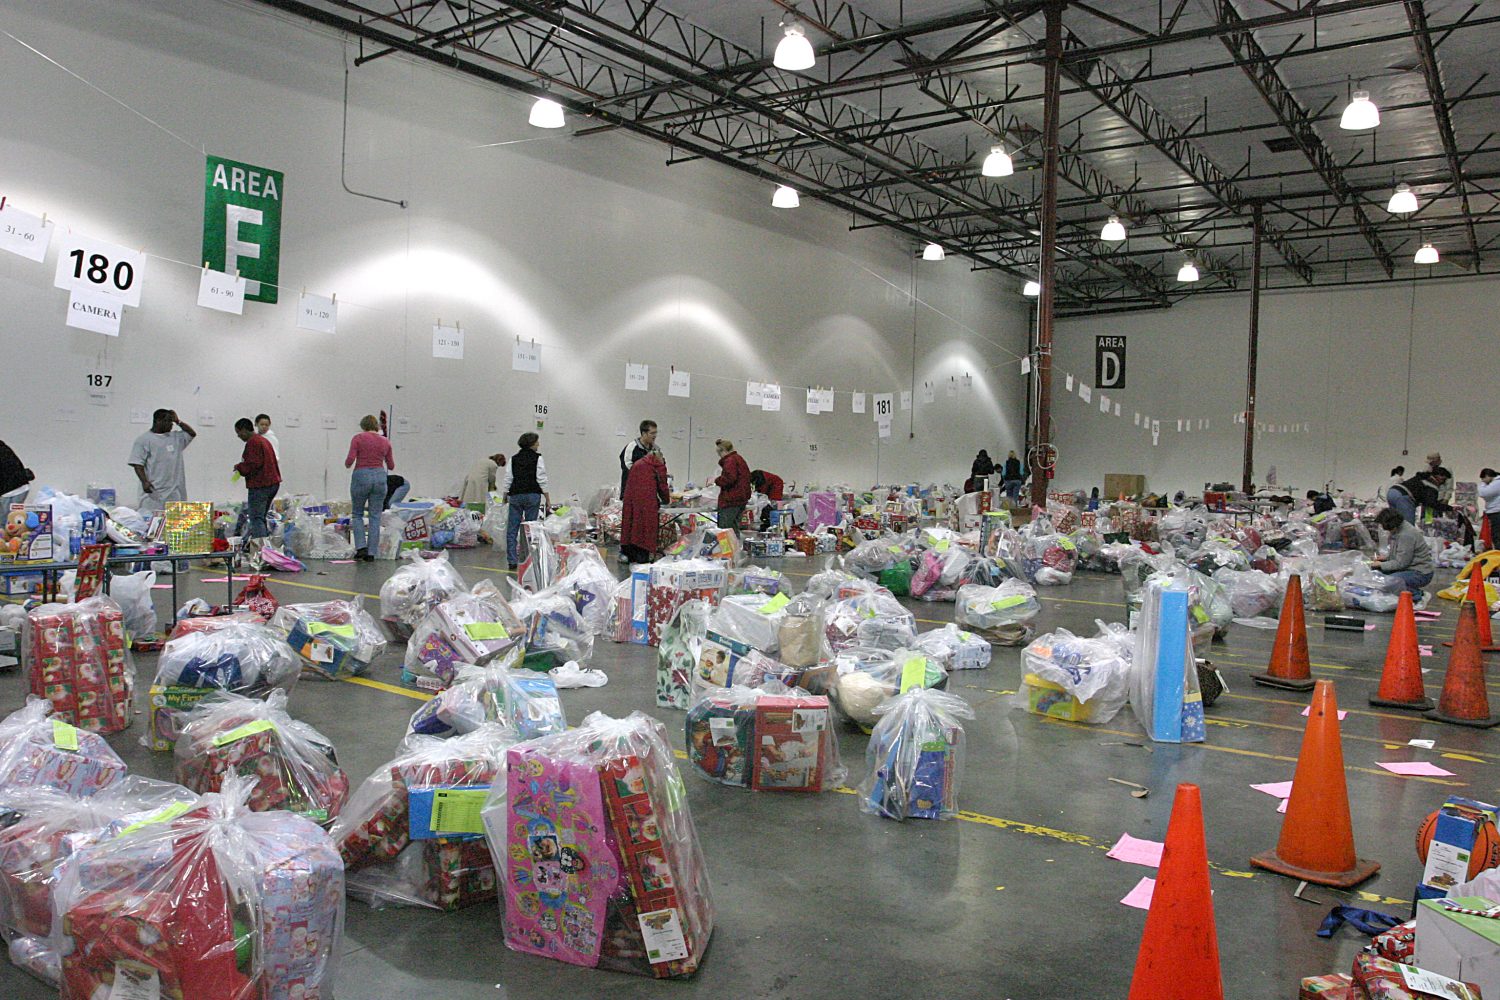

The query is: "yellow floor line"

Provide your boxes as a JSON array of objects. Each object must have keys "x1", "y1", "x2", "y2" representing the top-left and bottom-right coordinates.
[
  {"x1": 1206, "y1": 708, "x2": 1500, "y2": 760},
  {"x1": 1212, "y1": 652, "x2": 1353, "y2": 672},
  {"x1": 342, "y1": 676, "x2": 429, "y2": 700}
]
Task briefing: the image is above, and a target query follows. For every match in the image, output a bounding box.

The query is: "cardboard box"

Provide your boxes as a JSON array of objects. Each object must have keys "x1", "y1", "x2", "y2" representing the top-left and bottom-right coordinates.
[
  {"x1": 1103, "y1": 473, "x2": 1146, "y2": 499},
  {"x1": 3, "y1": 504, "x2": 53, "y2": 561},
  {"x1": 1421, "y1": 798, "x2": 1500, "y2": 897},
  {"x1": 147, "y1": 684, "x2": 217, "y2": 751},
  {"x1": 1415, "y1": 897, "x2": 1500, "y2": 991}
]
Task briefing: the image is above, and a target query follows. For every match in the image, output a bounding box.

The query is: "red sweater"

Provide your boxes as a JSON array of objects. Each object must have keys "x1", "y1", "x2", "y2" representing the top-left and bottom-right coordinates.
[
  {"x1": 234, "y1": 434, "x2": 281, "y2": 488},
  {"x1": 715, "y1": 451, "x2": 751, "y2": 507},
  {"x1": 757, "y1": 471, "x2": 784, "y2": 501}
]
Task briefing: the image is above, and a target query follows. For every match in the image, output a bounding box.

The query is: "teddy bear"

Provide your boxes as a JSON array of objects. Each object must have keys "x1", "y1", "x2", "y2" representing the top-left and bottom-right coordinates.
[{"x1": 0, "y1": 508, "x2": 27, "y2": 557}]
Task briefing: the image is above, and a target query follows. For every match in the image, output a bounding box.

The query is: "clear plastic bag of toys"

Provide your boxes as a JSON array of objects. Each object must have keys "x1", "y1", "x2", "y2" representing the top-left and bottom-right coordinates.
[
  {"x1": 857, "y1": 688, "x2": 974, "y2": 822},
  {"x1": 955, "y1": 580, "x2": 1040, "y2": 632},
  {"x1": 406, "y1": 652, "x2": 565, "y2": 741},
  {"x1": 268, "y1": 598, "x2": 387, "y2": 680},
  {"x1": 22, "y1": 595, "x2": 134, "y2": 734},
  {"x1": 507, "y1": 580, "x2": 595, "y2": 670},
  {"x1": 153, "y1": 620, "x2": 302, "y2": 694},
  {"x1": 685, "y1": 684, "x2": 846, "y2": 792},
  {"x1": 553, "y1": 545, "x2": 621, "y2": 636},
  {"x1": 0, "y1": 699, "x2": 126, "y2": 798},
  {"x1": 657, "y1": 600, "x2": 710, "y2": 709},
  {"x1": 821, "y1": 591, "x2": 916, "y2": 658},
  {"x1": 1213, "y1": 567, "x2": 1284, "y2": 620},
  {"x1": 403, "y1": 580, "x2": 524, "y2": 689},
  {"x1": 725, "y1": 565, "x2": 791, "y2": 598},
  {"x1": 481, "y1": 711, "x2": 714, "y2": 978},
  {"x1": 804, "y1": 557, "x2": 858, "y2": 600},
  {"x1": 912, "y1": 623, "x2": 992, "y2": 671},
  {"x1": 1017, "y1": 627, "x2": 1133, "y2": 724},
  {"x1": 50, "y1": 774, "x2": 345, "y2": 1000},
  {"x1": 379, "y1": 550, "x2": 467, "y2": 638},
  {"x1": 829, "y1": 649, "x2": 947, "y2": 732},
  {"x1": 1338, "y1": 563, "x2": 1401, "y2": 613},
  {"x1": 706, "y1": 592, "x2": 788, "y2": 655},
  {"x1": 173, "y1": 690, "x2": 349, "y2": 825}
]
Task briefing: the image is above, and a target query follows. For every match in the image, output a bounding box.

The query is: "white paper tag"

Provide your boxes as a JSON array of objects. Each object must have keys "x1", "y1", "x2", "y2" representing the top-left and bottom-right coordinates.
[
  {"x1": 1020, "y1": 357, "x2": 1031, "y2": 375},
  {"x1": 308, "y1": 639, "x2": 335, "y2": 663},
  {"x1": 792, "y1": 708, "x2": 827, "y2": 733},
  {"x1": 805, "y1": 390, "x2": 820, "y2": 415},
  {"x1": 53, "y1": 233, "x2": 144, "y2": 306},
  {"x1": 512, "y1": 340, "x2": 540, "y2": 372},
  {"x1": 637, "y1": 907, "x2": 690, "y2": 964},
  {"x1": 1114, "y1": 404, "x2": 1121, "y2": 417},
  {"x1": 625, "y1": 362, "x2": 649, "y2": 392},
  {"x1": 108, "y1": 961, "x2": 161, "y2": 1000},
  {"x1": 745, "y1": 381, "x2": 764, "y2": 407},
  {"x1": 432, "y1": 324, "x2": 463, "y2": 360},
  {"x1": 852, "y1": 392, "x2": 865, "y2": 414},
  {"x1": 900, "y1": 390, "x2": 912, "y2": 410},
  {"x1": 1398, "y1": 964, "x2": 1479, "y2": 999},
  {"x1": 320, "y1": 414, "x2": 337, "y2": 430},
  {"x1": 1099, "y1": 394, "x2": 1109, "y2": 413},
  {"x1": 668, "y1": 370, "x2": 691, "y2": 397},
  {"x1": 1078, "y1": 384, "x2": 1092, "y2": 403},
  {"x1": 872, "y1": 393, "x2": 893, "y2": 421},
  {"x1": 877, "y1": 416, "x2": 892, "y2": 439},
  {"x1": 66, "y1": 288, "x2": 124, "y2": 336},
  {"x1": 708, "y1": 716, "x2": 738, "y2": 746},
  {"x1": 197, "y1": 268, "x2": 246, "y2": 314},
  {"x1": 761, "y1": 383, "x2": 781, "y2": 412},
  {"x1": 297, "y1": 292, "x2": 337, "y2": 333},
  {"x1": 0, "y1": 203, "x2": 51, "y2": 262},
  {"x1": 946, "y1": 380, "x2": 956, "y2": 398},
  {"x1": 1065, "y1": 374, "x2": 1074, "y2": 391}
]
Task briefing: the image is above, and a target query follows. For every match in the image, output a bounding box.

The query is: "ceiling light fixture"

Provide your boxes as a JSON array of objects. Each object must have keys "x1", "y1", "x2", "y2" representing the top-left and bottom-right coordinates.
[
  {"x1": 772, "y1": 184, "x2": 799, "y2": 208},
  {"x1": 1177, "y1": 260, "x2": 1200, "y2": 283},
  {"x1": 922, "y1": 243, "x2": 945, "y2": 261},
  {"x1": 1387, "y1": 182, "x2": 1418, "y2": 214},
  {"x1": 774, "y1": 20, "x2": 816, "y2": 72},
  {"x1": 1339, "y1": 89, "x2": 1380, "y2": 131},
  {"x1": 1414, "y1": 241, "x2": 1439, "y2": 265},
  {"x1": 528, "y1": 95, "x2": 566, "y2": 129},
  {"x1": 1100, "y1": 215, "x2": 1126, "y2": 242},
  {"x1": 981, "y1": 145, "x2": 1014, "y2": 178},
  {"x1": 1022, "y1": 279, "x2": 1040, "y2": 297}
]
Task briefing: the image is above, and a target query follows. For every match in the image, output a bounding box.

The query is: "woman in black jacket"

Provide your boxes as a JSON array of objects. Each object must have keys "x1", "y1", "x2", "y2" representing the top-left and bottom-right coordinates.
[{"x1": 0, "y1": 440, "x2": 34, "y2": 505}]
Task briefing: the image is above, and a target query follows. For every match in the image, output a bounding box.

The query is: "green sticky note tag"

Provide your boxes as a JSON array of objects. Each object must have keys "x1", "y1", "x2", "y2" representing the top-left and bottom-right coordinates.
[
  {"x1": 1191, "y1": 605, "x2": 1209, "y2": 624},
  {"x1": 52, "y1": 719, "x2": 80, "y2": 752},
  {"x1": 307, "y1": 622, "x2": 356, "y2": 638},
  {"x1": 554, "y1": 505, "x2": 572, "y2": 516},
  {"x1": 758, "y1": 593, "x2": 791, "y2": 615},
  {"x1": 990, "y1": 595, "x2": 1027, "y2": 611},
  {"x1": 121, "y1": 800, "x2": 193, "y2": 836},
  {"x1": 935, "y1": 539, "x2": 951, "y2": 553},
  {"x1": 665, "y1": 771, "x2": 687, "y2": 813},
  {"x1": 463, "y1": 621, "x2": 509, "y2": 641},
  {"x1": 212, "y1": 719, "x2": 276, "y2": 747},
  {"x1": 1057, "y1": 537, "x2": 1076, "y2": 550},
  {"x1": 431, "y1": 788, "x2": 489, "y2": 835},
  {"x1": 900, "y1": 656, "x2": 928, "y2": 693}
]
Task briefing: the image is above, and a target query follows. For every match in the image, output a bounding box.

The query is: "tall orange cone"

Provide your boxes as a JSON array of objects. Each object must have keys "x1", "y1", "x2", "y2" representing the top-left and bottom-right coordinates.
[
  {"x1": 1442, "y1": 568, "x2": 1499, "y2": 653},
  {"x1": 1127, "y1": 784, "x2": 1223, "y2": 1000},
  {"x1": 1253, "y1": 575, "x2": 1315, "y2": 691},
  {"x1": 1251, "y1": 680, "x2": 1380, "y2": 887},
  {"x1": 1426, "y1": 601, "x2": 1500, "y2": 728},
  {"x1": 1370, "y1": 591, "x2": 1434, "y2": 711}
]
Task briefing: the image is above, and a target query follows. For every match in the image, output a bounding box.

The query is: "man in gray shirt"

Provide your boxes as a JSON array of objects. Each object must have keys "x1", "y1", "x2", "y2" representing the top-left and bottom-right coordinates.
[
  {"x1": 128, "y1": 408, "x2": 196, "y2": 513},
  {"x1": 1371, "y1": 506, "x2": 1435, "y2": 603}
]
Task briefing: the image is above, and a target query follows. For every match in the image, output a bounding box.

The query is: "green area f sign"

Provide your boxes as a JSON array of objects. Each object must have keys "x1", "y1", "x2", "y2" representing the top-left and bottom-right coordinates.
[{"x1": 202, "y1": 154, "x2": 282, "y2": 303}]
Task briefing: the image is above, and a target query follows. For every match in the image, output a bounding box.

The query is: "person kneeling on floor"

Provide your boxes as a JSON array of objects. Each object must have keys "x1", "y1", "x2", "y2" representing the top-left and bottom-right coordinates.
[{"x1": 1370, "y1": 506, "x2": 1435, "y2": 604}]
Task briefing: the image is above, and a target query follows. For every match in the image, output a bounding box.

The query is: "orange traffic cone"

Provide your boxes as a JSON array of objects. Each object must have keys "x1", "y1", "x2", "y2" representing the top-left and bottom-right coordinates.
[
  {"x1": 1426, "y1": 601, "x2": 1500, "y2": 728},
  {"x1": 1251, "y1": 680, "x2": 1380, "y2": 887},
  {"x1": 1127, "y1": 783, "x2": 1224, "y2": 1000},
  {"x1": 1370, "y1": 591, "x2": 1434, "y2": 711},
  {"x1": 1253, "y1": 575, "x2": 1315, "y2": 691},
  {"x1": 1442, "y1": 567, "x2": 1499, "y2": 653}
]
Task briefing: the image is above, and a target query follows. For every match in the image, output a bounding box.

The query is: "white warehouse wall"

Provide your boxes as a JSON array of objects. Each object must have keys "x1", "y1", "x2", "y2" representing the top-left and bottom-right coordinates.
[
  {"x1": 0, "y1": 0, "x2": 1030, "y2": 507},
  {"x1": 1050, "y1": 275, "x2": 1500, "y2": 499}
]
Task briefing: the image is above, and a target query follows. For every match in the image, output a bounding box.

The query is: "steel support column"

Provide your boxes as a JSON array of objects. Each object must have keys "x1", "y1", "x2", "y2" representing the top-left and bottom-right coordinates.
[
  {"x1": 1031, "y1": 0, "x2": 1063, "y2": 510},
  {"x1": 1242, "y1": 205, "x2": 1263, "y2": 493}
]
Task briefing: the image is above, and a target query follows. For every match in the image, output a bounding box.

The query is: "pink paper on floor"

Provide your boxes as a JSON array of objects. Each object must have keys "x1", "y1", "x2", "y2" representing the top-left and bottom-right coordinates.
[
  {"x1": 1251, "y1": 780, "x2": 1294, "y2": 799},
  {"x1": 1106, "y1": 833, "x2": 1164, "y2": 868},
  {"x1": 330, "y1": 559, "x2": 355, "y2": 564},
  {"x1": 1364, "y1": 624, "x2": 1377, "y2": 631},
  {"x1": 1378, "y1": 761, "x2": 1456, "y2": 777},
  {"x1": 1121, "y1": 876, "x2": 1156, "y2": 910},
  {"x1": 151, "y1": 584, "x2": 173, "y2": 590},
  {"x1": 1300, "y1": 706, "x2": 1349, "y2": 720},
  {"x1": 1414, "y1": 610, "x2": 1443, "y2": 620},
  {"x1": 1418, "y1": 645, "x2": 1434, "y2": 656},
  {"x1": 199, "y1": 576, "x2": 253, "y2": 584}
]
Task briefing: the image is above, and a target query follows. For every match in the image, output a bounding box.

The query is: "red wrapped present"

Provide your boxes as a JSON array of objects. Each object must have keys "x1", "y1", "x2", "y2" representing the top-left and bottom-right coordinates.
[
  {"x1": 25, "y1": 596, "x2": 133, "y2": 734},
  {"x1": 1372, "y1": 920, "x2": 1417, "y2": 964},
  {"x1": 1301, "y1": 972, "x2": 1353, "y2": 999},
  {"x1": 1350, "y1": 953, "x2": 1482, "y2": 999},
  {"x1": 421, "y1": 837, "x2": 496, "y2": 911}
]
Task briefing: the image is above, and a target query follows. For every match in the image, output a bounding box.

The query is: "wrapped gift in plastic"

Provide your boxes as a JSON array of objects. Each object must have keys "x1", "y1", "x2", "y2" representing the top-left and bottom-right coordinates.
[
  {"x1": 556, "y1": 546, "x2": 625, "y2": 636},
  {"x1": 1350, "y1": 953, "x2": 1481, "y2": 999},
  {"x1": 665, "y1": 524, "x2": 741, "y2": 566},
  {"x1": 53, "y1": 776, "x2": 345, "y2": 1000},
  {"x1": 725, "y1": 566, "x2": 790, "y2": 598},
  {"x1": 955, "y1": 580, "x2": 1040, "y2": 646},
  {"x1": 1017, "y1": 628, "x2": 1133, "y2": 724},
  {"x1": 403, "y1": 580, "x2": 524, "y2": 688},
  {"x1": 821, "y1": 591, "x2": 916, "y2": 657},
  {"x1": 830, "y1": 649, "x2": 946, "y2": 732},
  {"x1": 844, "y1": 536, "x2": 909, "y2": 579},
  {"x1": 379, "y1": 551, "x2": 467, "y2": 639},
  {"x1": 407, "y1": 655, "x2": 564, "y2": 741},
  {"x1": 0, "y1": 699, "x2": 126, "y2": 797},
  {"x1": 913, "y1": 624, "x2": 992, "y2": 671},
  {"x1": 691, "y1": 629, "x2": 802, "y2": 702},
  {"x1": 1130, "y1": 578, "x2": 1206, "y2": 744},
  {"x1": 645, "y1": 560, "x2": 726, "y2": 647},
  {"x1": 606, "y1": 577, "x2": 636, "y2": 645},
  {"x1": 657, "y1": 601, "x2": 710, "y2": 710},
  {"x1": 857, "y1": 688, "x2": 973, "y2": 822},
  {"x1": 283, "y1": 512, "x2": 355, "y2": 561},
  {"x1": 483, "y1": 711, "x2": 714, "y2": 978},
  {"x1": 1016, "y1": 524, "x2": 1078, "y2": 586},
  {"x1": 1186, "y1": 539, "x2": 1251, "y2": 576},
  {"x1": 168, "y1": 611, "x2": 266, "y2": 641},
  {"x1": 1338, "y1": 563, "x2": 1401, "y2": 613},
  {"x1": 174, "y1": 691, "x2": 349, "y2": 825},
  {"x1": 22, "y1": 595, "x2": 133, "y2": 733},
  {"x1": 269, "y1": 598, "x2": 386, "y2": 680},
  {"x1": 511, "y1": 583, "x2": 595, "y2": 670},
  {"x1": 707, "y1": 592, "x2": 788, "y2": 655},
  {"x1": 777, "y1": 594, "x2": 826, "y2": 673},
  {"x1": 149, "y1": 621, "x2": 303, "y2": 752},
  {"x1": 685, "y1": 686, "x2": 844, "y2": 792},
  {"x1": 1213, "y1": 568, "x2": 1283, "y2": 620}
]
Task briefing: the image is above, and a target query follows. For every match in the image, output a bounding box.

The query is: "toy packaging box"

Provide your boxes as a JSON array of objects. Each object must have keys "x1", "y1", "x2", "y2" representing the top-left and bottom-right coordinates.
[
  {"x1": 1414, "y1": 897, "x2": 1500, "y2": 990},
  {"x1": 749, "y1": 696, "x2": 830, "y2": 792},
  {"x1": 1349, "y1": 953, "x2": 1483, "y2": 999},
  {"x1": 858, "y1": 688, "x2": 974, "y2": 823},
  {"x1": 164, "y1": 500, "x2": 213, "y2": 553},
  {"x1": 1300, "y1": 972, "x2": 1353, "y2": 999},
  {"x1": 147, "y1": 684, "x2": 217, "y2": 752},
  {"x1": 684, "y1": 694, "x2": 754, "y2": 787},
  {"x1": 1419, "y1": 797, "x2": 1499, "y2": 899},
  {"x1": 2, "y1": 504, "x2": 53, "y2": 561},
  {"x1": 23, "y1": 596, "x2": 133, "y2": 733},
  {"x1": 269, "y1": 599, "x2": 387, "y2": 681}
]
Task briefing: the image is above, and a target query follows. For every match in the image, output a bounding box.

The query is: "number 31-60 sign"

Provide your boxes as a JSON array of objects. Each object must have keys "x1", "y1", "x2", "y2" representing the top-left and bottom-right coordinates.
[{"x1": 53, "y1": 233, "x2": 144, "y2": 307}]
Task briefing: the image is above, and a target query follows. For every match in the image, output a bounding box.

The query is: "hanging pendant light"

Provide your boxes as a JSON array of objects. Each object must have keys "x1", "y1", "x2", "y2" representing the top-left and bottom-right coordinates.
[
  {"x1": 1414, "y1": 241, "x2": 1439, "y2": 265},
  {"x1": 1022, "y1": 279, "x2": 1040, "y2": 297},
  {"x1": 774, "y1": 20, "x2": 816, "y2": 72},
  {"x1": 1177, "y1": 260, "x2": 1200, "y2": 283},
  {"x1": 922, "y1": 243, "x2": 945, "y2": 261},
  {"x1": 1339, "y1": 90, "x2": 1380, "y2": 130},
  {"x1": 981, "y1": 145, "x2": 1014, "y2": 178},
  {"x1": 528, "y1": 95, "x2": 566, "y2": 129},
  {"x1": 1100, "y1": 215, "x2": 1126, "y2": 242},
  {"x1": 772, "y1": 184, "x2": 799, "y2": 208},
  {"x1": 1387, "y1": 182, "x2": 1419, "y2": 214}
]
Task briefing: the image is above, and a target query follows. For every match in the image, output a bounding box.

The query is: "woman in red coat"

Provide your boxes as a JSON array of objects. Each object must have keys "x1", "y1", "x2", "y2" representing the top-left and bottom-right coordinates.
[
  {"x1": 620, "y1": 451, "x2": 670, "y2": 564},
  {"x1": 714, "y1": 438, "x2": 752, "y2": 534}
]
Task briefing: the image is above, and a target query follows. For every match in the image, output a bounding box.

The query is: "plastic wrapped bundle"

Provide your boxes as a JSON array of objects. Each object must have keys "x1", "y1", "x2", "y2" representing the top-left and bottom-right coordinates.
[
  {"x1": 656, "y1": 600, "x2": 710, "y2": 709},
  {"x1": 22, "y1": 595, "x2": 134, "y2": 733},
  {"x1": 269, "y1": 598, "x2": 387, "y2": 680},
  {"x1": 644, "y1": 559, "x2": 727, "y2": 647},
  {"x1": 174, "y1": 691, "x2": 349, "y2": 824},
  {"x1": 857, "y1": 688, "x2": 973, "y2": 822},
  {"x1": 1025, "y1": 530, "x2": 1078, "y2": 586},
  {"x1": 707, "y1": 592, "x2": 789, "y2": 654},
  {"x1": 685, "y1": 686, "x2": 845, "y2": 792},
  {"x1": 1159, "y1": 508, "x2": 1207, "y2": 555},
  {"x1": 1337, "y1": 564, "x2": 1400, "y2": 612},
  {"x1": 1120, "y1": 549, "x2": 1179, "y2": 611},
  {"x1": 804, "y1": 559, "x2": 858, "y2": 600},
  {"x1": 606, "y1": 577, "x2": 636, "y2": 644},
  {"x1": 725, "y1": 566, "x2": 791, "y2": 597},
  {"x1": 1186, "y1": 539, "x2": 1250, "y2": 576},
  {"x1": 829, "y1": 649, "x2": 946, "y2": 732},
  {"x1": 283, "y1": 512, "x2": 355, "y2": 561},
  {"x1": 403, "y1": 580, "x2": 524, "y2": 689},
  {"x1": 1017, "y1": 628, "x2": 1133, "y2": 724},
  {"x1": 776, "y1": 594, "x2": 826, "y2": 676},
  {"x1": 407, "y1": 654, "x2": 564, "y2": 741},
  {"x1": 154, "y1": 621, "x2": 302, "y2": 692},
  {"x1": 52, "y1": 775, "x2": 345, "y2": 1000},
  {"x1": 690, "y1": 633, "x2": 799, "y2": 702},
  {"x1": 844, "y1": 536, "x2": 908, "y2": 578},
  {"x1": 1293, "y1": 550, "x2": 1367, "y2": 612},
  {"x1": 510, "y1": 583, "x2": 596, "y2": 670},
  {"x1": 482, "y1": 711, "x2": 714, "y2": 977},
  {"x1": 821, "y1": 592, "x2": 916, "y2": 657},
  {"x1": 555, "y1": 547, "x2": 620, "y2": 636},
  {"x1": 955, "y1": 580, "x2": 1040, "y2": 646},
  {"x1": 0, "y1": 699, "x2": 126, "y2": 797},
  {"x1": 1130, "y1": 577, "x2": 1206, "y2": 744},
  {"x1": 1213, "y1": 568, "x2": 1284, "y2": 620},
  {"x1": 379, "y1": 551, "x2": 468, "y2": 638},
  {"x1": 912, "y1": 624, "x2": 992, "y2": 671}
]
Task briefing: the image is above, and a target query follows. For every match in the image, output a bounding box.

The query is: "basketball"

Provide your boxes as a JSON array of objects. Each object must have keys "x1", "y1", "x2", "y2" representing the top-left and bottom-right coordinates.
[{"x1": 1416, "y1": 810, "x2": 1500, "y2": 881}]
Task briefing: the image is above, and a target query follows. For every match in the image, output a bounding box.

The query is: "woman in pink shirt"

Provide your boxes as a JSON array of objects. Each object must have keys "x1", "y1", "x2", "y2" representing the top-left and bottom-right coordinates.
[{"x1": 345, "y1": 415, "x2": 395, "y2": 560}]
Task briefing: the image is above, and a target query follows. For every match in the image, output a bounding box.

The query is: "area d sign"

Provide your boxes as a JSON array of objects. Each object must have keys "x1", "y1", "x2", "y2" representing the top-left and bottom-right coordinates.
[
  {"x1": 1095, "y1": 335, "x2": 1126, "y2": 389},
  {"x1": 202, "y1": 155, "x2": 283, "y2": 303}
]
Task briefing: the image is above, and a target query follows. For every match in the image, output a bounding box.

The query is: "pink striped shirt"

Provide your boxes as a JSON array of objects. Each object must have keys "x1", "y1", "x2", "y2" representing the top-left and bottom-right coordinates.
[{"x1": 345, "y1": 431, "x2": 394, "y2": 470}]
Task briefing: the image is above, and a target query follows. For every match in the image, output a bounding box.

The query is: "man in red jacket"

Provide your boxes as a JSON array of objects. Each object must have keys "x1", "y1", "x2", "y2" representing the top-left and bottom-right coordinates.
[
  {"x1": 714, "y1": 439, "x2": 751, "y2": 534},
  {"x1": 233, "y1": 417, "x2": 282, "y2": 539}
]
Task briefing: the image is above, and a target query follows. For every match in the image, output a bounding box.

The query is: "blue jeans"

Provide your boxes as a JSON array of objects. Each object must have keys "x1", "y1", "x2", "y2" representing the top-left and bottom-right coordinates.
[
  {"x1": 351, "y1": 468, "x2": 388, "y2": 552},
  {"x1": 1378, "y1": 569, "x2": 1433, "y2": 597},
  {"x1": 1001, "y1": 479, "x2": 1023, "y2": 501},
  {"x1": 386, "y1": 480, "x2": 411, "y2": 507},
  {"x1": 507, "y1": 493, "x2": 543, "y2": 564},
  {"x1": 1386, "y1": 487, "x2": 1416, "y2": 524},
  {"x1": 245, "y1": 484, "x2": 278, "y2": 539}
]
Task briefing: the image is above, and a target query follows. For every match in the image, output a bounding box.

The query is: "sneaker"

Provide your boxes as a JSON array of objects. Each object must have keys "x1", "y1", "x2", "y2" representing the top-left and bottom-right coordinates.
[
  {"x1": 360, "y1": 552, "x2": 375, "y2": 562},
  {"x1": 1414, "y1": 592, "x2": 1430, "y2": 610}
]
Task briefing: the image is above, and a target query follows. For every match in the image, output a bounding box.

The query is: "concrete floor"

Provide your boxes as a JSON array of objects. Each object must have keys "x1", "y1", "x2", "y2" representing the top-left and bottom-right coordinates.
[{"x1": 1, "y1": 547, "x2": 1494, "y2": 999}]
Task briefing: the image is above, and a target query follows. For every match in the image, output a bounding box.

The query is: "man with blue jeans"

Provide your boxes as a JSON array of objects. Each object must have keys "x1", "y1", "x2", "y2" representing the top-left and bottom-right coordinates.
[
  {"x1": 1372, "y1": 507, "x2": 1435, "y2": 602},
  {"x1": 501, "y1": 432, "x2": 549, "y2": 570},
  {"x1": 1386, "y1": 470, "x2": 1448, "y2": 525},
  {"x1": 1000, "y1": 449, "x2": 1026, "y2": 505}
]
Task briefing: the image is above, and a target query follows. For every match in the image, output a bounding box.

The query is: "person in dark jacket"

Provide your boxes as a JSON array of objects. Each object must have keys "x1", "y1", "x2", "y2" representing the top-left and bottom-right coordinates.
[
  {"x1": 1306, "y1": 489, "x2": 1335, "y2": 515},
  {"x1": 0, "y1": 440, "x2": 34, "y2": 506},
  {"x1": 1386, "y1": 471, "x2": 1449, "y2": 525},
  {"x1": 619, "y1": 420, "x2": 658, "y2": 496},
  {"x1": 971, "y1": 450, "x2": 995, "y2": 481},
  {"x1": 999, "y1": 450, "x2": 1025, "y2": 504},
  {"x1": 714, "y1": 439, "x2": 751, "y2": 534},
  {"x1": 750, "y1": 469, "x2": 785, "y2": 531},
  {"x1": 233, "y1": 418, "x2": 281, "y2": 539},
  {"x1": 620, "y1": 451, "x2": 670, "y2": 564},
  {"x1": 501, "y1": 432, "x2": 549, "y2": 569}
]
